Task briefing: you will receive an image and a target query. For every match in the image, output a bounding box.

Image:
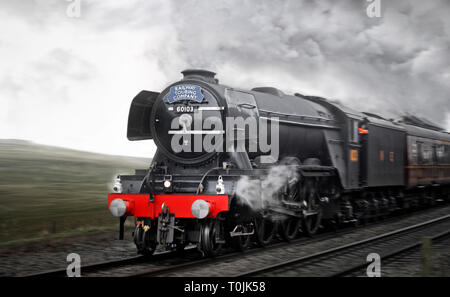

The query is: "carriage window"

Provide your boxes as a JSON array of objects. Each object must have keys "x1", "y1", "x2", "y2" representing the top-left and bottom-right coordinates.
[
  {"x1": 417, "y1": 142, "x2": 423, "y2": 164},
  {"x1": 421, "y1": 143, "x2": 433, "y2": 165},
  {"x1": 447, "y1": 145, "x2": 450, "y2": 164},
  {"x1": 432, "y1": 145, "x2": 438, "y2": 164},
  {"x1": 445, "y1": 144, "x2": 450, "y2": 164},
  {"x1": 443, "y1": 145, "x2": 450, "y2": 164},
  {"x1": 411, "y1": 142, "x2": 418, "y2": 164},
  {"x1": 436, "y1": 145, "x2": 445, "y2": 163}
]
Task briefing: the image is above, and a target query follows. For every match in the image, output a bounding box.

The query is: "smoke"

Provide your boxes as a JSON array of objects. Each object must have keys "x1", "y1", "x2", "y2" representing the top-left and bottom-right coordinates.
[
  {"x1": 235, "y1": 176, "x2": 262, "y2": 209},
  {"x1": 235, "y1": 158, "x2": 299, "y2": 213}
]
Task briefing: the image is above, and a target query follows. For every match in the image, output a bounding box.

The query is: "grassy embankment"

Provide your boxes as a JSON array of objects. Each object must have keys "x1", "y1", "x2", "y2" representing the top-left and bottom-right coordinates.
[{"x1": 0, "y1": 140, "x2": 151, "y2": 246}]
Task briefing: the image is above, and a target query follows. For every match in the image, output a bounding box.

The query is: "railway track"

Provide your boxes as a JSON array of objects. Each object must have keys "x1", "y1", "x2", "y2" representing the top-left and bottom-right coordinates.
[
  {"x1": 126, "y1": 230, "x2": 343, "y2": 277},
  {"x1": 24, "y1": 248, "x2": 197, "y2": 277},
  {"x1": 25, "y1": 219, "x2": 373, "y2": 277},
  {"x1": 124, "y1": 206, "x2": 450, "y2": 277},
  {"x1": 25, "y1": 205, "x2": 450, "y2": 277},
  {"x1": 340, "y1": 234, "x2": 450, "y2": 277},
  {"x1": 131, "y1": 205, "x2": 450, "y2": 277},
  {"x1": 28, "y1": 228, "x2": 341, "y2": 277},
  {"x1": 364, "y1": 235, "x2": 450, "y2": 277},
  {"x1": 236, "y1": 214, "x2": 450, "y2": 277}
]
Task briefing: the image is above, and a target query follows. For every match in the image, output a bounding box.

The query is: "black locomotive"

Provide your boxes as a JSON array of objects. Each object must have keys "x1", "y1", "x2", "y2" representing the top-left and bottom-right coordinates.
[{"x1": 108, "y1": 69, "x2": 450, "y2": 256}]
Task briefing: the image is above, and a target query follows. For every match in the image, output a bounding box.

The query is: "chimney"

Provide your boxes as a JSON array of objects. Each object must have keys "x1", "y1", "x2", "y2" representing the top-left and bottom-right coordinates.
[{"x1": 181, "y1": 69, "x2": 218, "y2": 84}]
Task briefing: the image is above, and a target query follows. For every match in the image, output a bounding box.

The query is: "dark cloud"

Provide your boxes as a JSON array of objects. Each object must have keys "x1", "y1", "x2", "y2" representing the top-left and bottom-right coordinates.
[{"x1": 159, "y1": 0, "x2": 450, "y2": 126}]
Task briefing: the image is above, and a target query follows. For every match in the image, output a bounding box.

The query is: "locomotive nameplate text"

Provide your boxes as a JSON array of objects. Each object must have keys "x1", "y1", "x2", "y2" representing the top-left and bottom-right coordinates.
[{"x1": 168, "y1": 84, "x2": 204, "y2": 104}]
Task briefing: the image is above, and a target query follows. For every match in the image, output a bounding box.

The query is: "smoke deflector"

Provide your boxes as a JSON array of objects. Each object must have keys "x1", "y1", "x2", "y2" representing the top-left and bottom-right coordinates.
[{"x1": 127, "y1": 90, "x2": 159, "y2": 140}]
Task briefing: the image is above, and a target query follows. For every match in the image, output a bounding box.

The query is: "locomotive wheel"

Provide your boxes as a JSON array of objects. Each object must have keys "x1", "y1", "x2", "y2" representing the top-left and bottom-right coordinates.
[
  {"x1": 200, "y1": 220, "x2": 222, "y2": 257},
  {"x1": 231, "y1": 223, "x2": 252, "y2": 251},
  {"x1": 370, "y1": 198, "x2": 380, "y2": 221},
  {"x1": 255, "y1": 217, "x2": 276, "y2": 246},
  {"x1": 302, "y1": 180, "x2": 323, "y2": 236},
  {"x1": 232, "y1": 235, "x2": 251, "y2": 251},
  {"x1": 279, "y1": 217, "x2": 301, "y2": 242},
  {"x1": 133, "y1": 226, "x2": 156, "y2": 256},
  {"x1": 358, "y1": 214, "x2": 368, "y2": 226},
  {"x1": 303, "y1": 211, "x2": 322, "y2": 236},
  {"x1": 133, "y1": 225, "x2": 141, "y2": 248},
  {"x1": 175, "y1": 243, "x2": 187, "y2": 255},
  {"x1": 429, "y1": 190, "x2": 436, "y2": 206},
  {"x1": 278, "y1": 159, "x2": 302, "y2": 241}
]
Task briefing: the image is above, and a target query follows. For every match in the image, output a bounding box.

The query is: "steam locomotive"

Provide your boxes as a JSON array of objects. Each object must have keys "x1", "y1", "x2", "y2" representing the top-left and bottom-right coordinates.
[{"x1": 108, "y1": 69, "x2": 450, "y2": 256}]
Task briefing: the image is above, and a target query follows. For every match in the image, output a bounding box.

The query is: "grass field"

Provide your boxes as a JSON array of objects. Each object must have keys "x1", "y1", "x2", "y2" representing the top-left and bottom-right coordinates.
[{"x1": 0, "y1": 139, "x2": 151, "y2": 246}]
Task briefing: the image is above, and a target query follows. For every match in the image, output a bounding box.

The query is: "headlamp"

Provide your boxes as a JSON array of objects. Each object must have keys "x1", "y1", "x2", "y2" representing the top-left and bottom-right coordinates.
[
  {"x1": 191, "y1": 200, "x2": 210, "y2": 219},
  {"x1": 109, "y1": 198, "x2": 127, "y2": 217}
]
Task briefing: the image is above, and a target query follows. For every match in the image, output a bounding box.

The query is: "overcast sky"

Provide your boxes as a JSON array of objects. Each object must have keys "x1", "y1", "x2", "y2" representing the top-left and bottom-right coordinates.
[{"x1": 1, "y1": 0, "x2": 449, "y2": 157}]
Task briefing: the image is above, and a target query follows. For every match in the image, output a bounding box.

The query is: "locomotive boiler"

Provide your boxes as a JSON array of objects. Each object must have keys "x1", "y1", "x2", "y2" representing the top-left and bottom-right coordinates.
[{"x1": 108, "y1": 69, "x2": 450, "y2": 256}]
